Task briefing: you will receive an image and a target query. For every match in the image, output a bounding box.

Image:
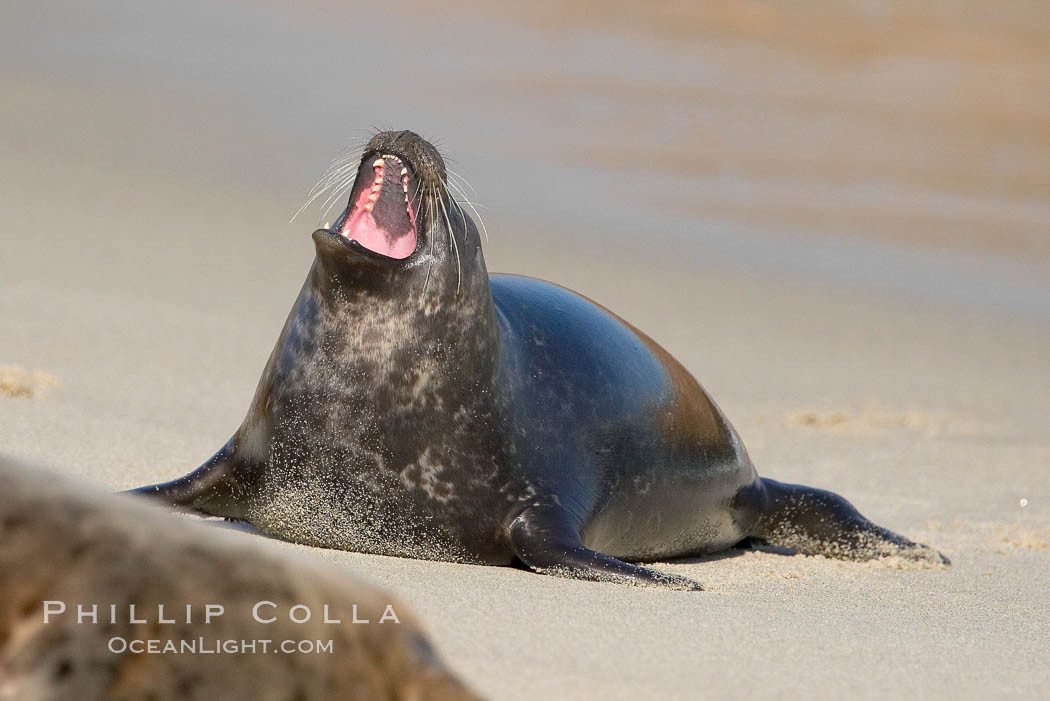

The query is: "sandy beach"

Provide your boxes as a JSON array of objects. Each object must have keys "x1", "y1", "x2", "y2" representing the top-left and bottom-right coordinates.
[{"x1": 2, "y1": 1, "x2": 1048, "y2": 698}]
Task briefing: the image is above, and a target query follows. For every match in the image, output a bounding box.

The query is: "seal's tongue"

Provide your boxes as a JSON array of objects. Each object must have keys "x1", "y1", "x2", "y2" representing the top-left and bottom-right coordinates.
[{"x1": 340, "y1": 155, "x2": 417, "y2": 259}]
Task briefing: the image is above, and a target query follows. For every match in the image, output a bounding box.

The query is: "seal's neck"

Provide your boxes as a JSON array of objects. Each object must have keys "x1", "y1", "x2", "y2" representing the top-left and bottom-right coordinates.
[{"x1": 306, "y1": 257, "x2": 501, "y2": 387}]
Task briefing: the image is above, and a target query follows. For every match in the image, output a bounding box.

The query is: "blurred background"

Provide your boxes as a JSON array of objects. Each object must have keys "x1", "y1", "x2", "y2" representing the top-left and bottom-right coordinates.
[{"x1": 3, "y1": 0, "x2": 1048, "y2": 316}]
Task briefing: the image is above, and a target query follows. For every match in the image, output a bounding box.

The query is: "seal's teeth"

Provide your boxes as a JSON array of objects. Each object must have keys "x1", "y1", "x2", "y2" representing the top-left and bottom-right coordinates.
[
  {"x1": 364, "y1": 202, "x2": 373, "y2": 213},
  {"x1": 368, "y1": 193, "x2": 378, "y2": 202},
  {"x1": 400, "y1": 167, "x2": 408, "y2": 176},
  {"x1": 372, "y1": 158, "x2": 384, "y2": 168}
]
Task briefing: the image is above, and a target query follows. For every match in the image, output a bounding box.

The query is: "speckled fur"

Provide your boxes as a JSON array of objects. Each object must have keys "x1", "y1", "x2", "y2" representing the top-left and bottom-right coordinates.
[
  {"x1": 129, "y1": 130, "x2": 946, "y2": 585},
  {"x1": 237, "y1": 239, "x2": 524, "y2": 563}
]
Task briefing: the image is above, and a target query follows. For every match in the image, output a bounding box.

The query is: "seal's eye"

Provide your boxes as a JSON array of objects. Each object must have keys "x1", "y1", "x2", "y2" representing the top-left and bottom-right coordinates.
[{"x1": 339, "y1": 154, "x2": 418, "y2": 259}]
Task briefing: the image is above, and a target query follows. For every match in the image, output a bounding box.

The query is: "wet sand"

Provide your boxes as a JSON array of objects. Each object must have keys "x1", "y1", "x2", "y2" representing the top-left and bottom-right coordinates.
[{"x1": 2, "y1": 1, "x2": 1048, "y2": 698}]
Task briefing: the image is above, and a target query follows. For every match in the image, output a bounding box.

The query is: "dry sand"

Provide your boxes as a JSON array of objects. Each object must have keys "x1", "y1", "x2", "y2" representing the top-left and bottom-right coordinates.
[{"x1": 2, "y1": 1, "x2": 1048, "y2": 698}]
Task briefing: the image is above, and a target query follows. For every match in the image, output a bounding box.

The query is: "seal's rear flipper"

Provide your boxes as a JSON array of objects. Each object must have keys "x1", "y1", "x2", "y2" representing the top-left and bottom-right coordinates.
[
  {"x1": 750, "y1": 478, "x2": 949, "y2": 564},
  {"x1": 507, "y1": 503, "x2": 704, "y2": 591},
  {"x1": 122, "y1": 440, "x2": 248, "y2": 520}
]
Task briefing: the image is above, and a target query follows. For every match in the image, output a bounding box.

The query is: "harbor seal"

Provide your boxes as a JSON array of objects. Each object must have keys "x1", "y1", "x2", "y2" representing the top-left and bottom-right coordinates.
[{"x1": 127, "y1": 130, "x2": 947, "y2": 590}]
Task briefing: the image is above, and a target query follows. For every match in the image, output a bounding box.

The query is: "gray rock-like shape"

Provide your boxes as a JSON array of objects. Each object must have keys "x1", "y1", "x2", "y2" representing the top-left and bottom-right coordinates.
[{"x1": 0, "y1": 457, "x2": 481, "y2": 701}]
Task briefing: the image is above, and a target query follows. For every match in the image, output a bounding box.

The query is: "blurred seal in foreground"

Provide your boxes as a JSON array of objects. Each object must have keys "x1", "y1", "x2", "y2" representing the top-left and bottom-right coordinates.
[
  {"x1": 0, "y1": 456, "x2": 479, "y2": 701},
  {"x1": 128, "y1": 130, "x2": 947, "y2": 591}
]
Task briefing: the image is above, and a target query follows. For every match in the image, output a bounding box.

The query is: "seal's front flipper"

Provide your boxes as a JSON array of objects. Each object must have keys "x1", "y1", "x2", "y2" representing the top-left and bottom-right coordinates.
[
  {"x1": 507, "y1": 503, "x2": 704, "y2": 591},
  {"x1": 123, "y1": 440, "x2": 249, "y2": 520},
  {"x1": 751, "y1": 478, "x2": 949, "y2": 564}
]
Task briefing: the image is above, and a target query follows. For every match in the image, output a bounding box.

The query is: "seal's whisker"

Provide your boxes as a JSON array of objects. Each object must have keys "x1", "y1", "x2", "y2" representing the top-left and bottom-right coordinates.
[
  {"x1": 292, "y1": 160, "x2": 360, "y2": 223},
  {"x1": 420, "y1": 187, "x2": 436, "y2": 303},
  {"x1": 411, "y1": 177, "x2": 426, "y2": 223},
  {"x1": 318, "y1": 155, "x2": 358, "y2": 179},
  {"x1": 427, "y1": 185, "x2": 437, "y2": 253},
  {"x1": 446, "y1": 168, "x2": 479, "y2": 200},
  {"x1": 302, "y1": 148, "x2": 363, "y2": 198},
  {"x1": 447, "y1": 181, "x2": 489, "y2": 242},
  {"x1": 311, "y1": 167, "x2": 356, "y2": 210},
  {"x1": 310, "y1": 155, "x2": 357, "y2": 193},
  {"x1": 291, "y1": 143, "x2": 366, "y2": 222},
  {"x1": 420, "y1": 262, "x2": 433, "y2": 303},
  {"x1": 315, "y1": 159, "x2": 362, "y2": 197},
  {"x1": 331, "y1": 145, "x2": 365, "y2": 165},
  {"x1": 314, "y1": 164, "x2": 358, "y2": 197},
  {"x1": 446, "y1": 182, "x2": 468, "y2": 234},
  {"x1": 448, "y1": 179, "x2": 489, "y2": 242},
  {"x1": 319, "y1": 184, "x2": 352, "y2": 221},
  {"x1": 452, "y1": 198, "x2": 488, "y2": 209},
  {"x1": 437, "y1": 191, "x2": 461, "y2": 295},
  {"x1": 291, "y1": 182, "x2": 334, "y2": 223},
  {"x1": 315, "y1": 184, "x2": 349, "y2": 224},
  {"x1": 317, "y1": 167, "x2": 362, "y2": 221},
  {"x1": 427, "y1": 186, "x2": 435, "y2": 233}
]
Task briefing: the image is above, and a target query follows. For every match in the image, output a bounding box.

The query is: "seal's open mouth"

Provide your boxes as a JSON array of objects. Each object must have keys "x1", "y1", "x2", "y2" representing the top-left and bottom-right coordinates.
[{"x1": 338, "y1": 154, "x2": 418, "y2": 259}]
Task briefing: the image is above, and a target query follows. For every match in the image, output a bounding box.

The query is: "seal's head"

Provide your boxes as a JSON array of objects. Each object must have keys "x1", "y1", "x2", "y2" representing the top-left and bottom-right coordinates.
[
  {"x1": 326, "y1": 131, "x2": 443, "y2": 260},
  {"x1": 312, "y1": 131, "x2": 481, "y2": 287}
]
